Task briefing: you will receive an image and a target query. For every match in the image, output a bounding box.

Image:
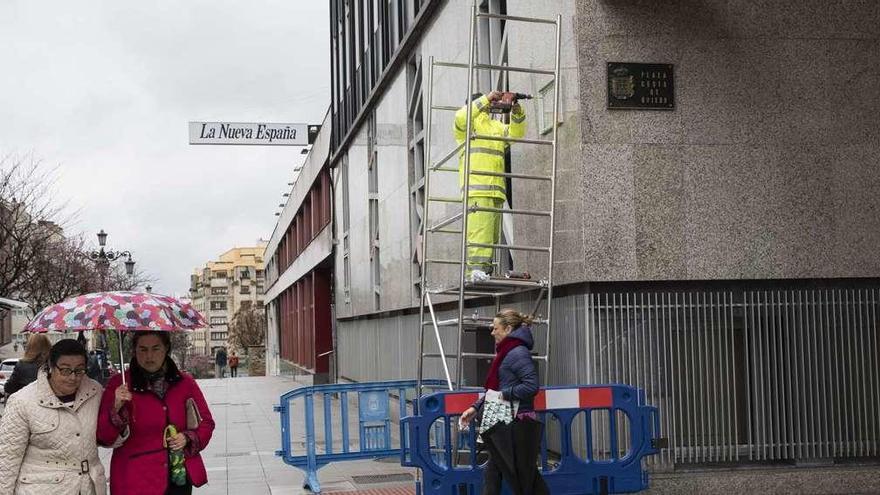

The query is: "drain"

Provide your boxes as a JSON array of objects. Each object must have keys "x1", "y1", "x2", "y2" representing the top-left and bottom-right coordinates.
[{"x1": 352, "y1": 473, "x2": 413, "y2": 484}]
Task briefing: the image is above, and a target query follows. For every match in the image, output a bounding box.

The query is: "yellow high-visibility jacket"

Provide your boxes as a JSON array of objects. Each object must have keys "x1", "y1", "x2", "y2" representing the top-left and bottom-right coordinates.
[{"x1": 454, "y1": 95, "x2": 526, "y2": 201}]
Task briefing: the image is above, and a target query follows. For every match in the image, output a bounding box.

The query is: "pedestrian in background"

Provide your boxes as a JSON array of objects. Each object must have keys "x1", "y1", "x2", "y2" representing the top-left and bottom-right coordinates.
[
  {"x1": 4, "y1": 333, "x2": 51, "y2": 397},
  {"x1": 0, "y1": 338, "x2": 108, "y2": 494},
  {"x1": 214, "y1": 347, "x2": 227, "y2": 379},
  {"x1": 228, "y1": 351, "x2": 239, "y2": 378},
  {"x1": 459, "y1": 309, "x2": 548, "y2": 495},
  {"x1": 98, "y1": 331, "x2": 215, "y2": 494},
  {"x1": 87, "y1": 350, "x2": 106, "y2": 386}
]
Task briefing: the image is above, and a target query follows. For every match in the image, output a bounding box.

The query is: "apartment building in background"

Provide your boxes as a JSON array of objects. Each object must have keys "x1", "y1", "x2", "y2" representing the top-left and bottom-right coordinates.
[
  {"x1": 190, "y1": 243, "x2": 268, "y2": 355},
  {"x1": 0, "y1": 297, "x2": 28, "y2": 346}
]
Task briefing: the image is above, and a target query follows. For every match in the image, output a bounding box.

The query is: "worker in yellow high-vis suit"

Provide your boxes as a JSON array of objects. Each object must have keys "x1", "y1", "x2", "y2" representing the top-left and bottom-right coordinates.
[{"x1": 454, "y1": 91, "x2": 526, "y2": 281}]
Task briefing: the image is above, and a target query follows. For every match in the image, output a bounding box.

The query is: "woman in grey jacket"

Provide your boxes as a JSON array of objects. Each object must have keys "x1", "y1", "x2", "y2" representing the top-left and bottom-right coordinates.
[
  {"x1": 0, "y1": 339, "x2": 108, "y2": 494},
  {"x1": 460, "y1": 309, "x2": 548, "y2": 495}
]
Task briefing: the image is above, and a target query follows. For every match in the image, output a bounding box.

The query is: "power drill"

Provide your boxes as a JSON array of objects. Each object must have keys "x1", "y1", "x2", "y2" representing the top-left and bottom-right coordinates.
[{"x1": 488, "y1": 92, "x2": 533, "y2": 114}]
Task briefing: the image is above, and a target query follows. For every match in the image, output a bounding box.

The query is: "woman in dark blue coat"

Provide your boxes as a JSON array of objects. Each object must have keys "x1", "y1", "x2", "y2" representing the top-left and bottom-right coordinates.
[{"x1": 460, "y1": 309, "x2": 549, "y2": 495}]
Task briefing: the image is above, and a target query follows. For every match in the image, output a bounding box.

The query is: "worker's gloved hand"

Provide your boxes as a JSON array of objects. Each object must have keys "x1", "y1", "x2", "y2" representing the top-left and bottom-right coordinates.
[{"x1": 486, "y1": 90, "x2": 502, "y2": 103}]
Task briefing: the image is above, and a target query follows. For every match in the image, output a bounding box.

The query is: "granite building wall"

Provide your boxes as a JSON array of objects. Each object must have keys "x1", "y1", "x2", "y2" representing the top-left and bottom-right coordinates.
[{"x1": 575, "y1": 0, "x2": 880, "y2": 281}]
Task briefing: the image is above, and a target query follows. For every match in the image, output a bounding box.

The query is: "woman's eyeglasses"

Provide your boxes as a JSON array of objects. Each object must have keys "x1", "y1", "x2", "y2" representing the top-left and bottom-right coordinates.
[{"x1": 55, "y1": 367, "x2": 88, "y2": 377}]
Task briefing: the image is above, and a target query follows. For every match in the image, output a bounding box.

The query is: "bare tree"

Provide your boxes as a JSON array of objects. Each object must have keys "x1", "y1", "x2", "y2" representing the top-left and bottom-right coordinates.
[
  {"x1": 0, "y1": 154, "x2": 73, "y2": 298},
  {"x1": 21, "y1": 235, "x2": 98, "y2": 314},
  {"x1": 228, "y1": 306, "x2": 266, "y2": 354},
  {"x1": 169, "y1": 332, "x2": 193, "y2": 370}
]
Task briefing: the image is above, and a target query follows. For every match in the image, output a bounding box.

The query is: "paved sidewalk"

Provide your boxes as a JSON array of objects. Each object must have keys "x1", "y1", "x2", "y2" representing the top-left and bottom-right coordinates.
[{"x1": 152, "y1": 375, "x2": 419, "y2": 495}]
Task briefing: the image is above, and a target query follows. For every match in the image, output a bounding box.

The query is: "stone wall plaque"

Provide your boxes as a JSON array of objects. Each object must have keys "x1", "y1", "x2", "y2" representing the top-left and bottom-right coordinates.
[{"x1": 607, "y1": 63, "x2": 675, "y2": 110}]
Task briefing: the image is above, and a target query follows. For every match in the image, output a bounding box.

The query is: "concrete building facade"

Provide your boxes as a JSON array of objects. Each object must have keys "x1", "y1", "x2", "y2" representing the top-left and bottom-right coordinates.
[
  {"x1": 263, "y1": 112, "x2": 334, "y2": 381},
  {"x1": 190, "y1": 244, "x2": 267, "y2": 356},
  {"x1": 325, "y1": 0, "x2": 880, "y2": 485}
]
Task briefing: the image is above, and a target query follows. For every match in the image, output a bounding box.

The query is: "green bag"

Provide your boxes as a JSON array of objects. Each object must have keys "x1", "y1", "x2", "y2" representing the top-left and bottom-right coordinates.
[{"x1": 164, "y1": 425, "x2": 187, "y2": 486}]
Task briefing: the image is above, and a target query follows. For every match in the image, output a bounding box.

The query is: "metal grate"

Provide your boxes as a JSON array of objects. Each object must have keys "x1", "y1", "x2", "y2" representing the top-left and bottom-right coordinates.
[
  {"x1": 583, "y1": 288, "x2": 880, "y2": 468},
  {"x1": 352, "y1": 473, "x2": 414, "y2": 484}
]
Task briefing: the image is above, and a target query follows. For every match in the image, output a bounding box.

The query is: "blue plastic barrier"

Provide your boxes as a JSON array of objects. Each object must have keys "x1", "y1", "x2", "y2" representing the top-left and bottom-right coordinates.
[
  {"x1": 275, "y1": 379, "x2": 446, "y2": 493},
  {"x1": 401, "y1": 384, "x2": 664, "y2": 494}
]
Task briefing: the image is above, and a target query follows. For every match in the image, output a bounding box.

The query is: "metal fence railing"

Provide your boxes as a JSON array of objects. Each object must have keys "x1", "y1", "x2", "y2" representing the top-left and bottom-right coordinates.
[
  {"x1": 584, "y1": 288, "x2": 880, "y2": 468},
  {"x1": 275, "y1": 379, "x2": 446, "y2": 493}
]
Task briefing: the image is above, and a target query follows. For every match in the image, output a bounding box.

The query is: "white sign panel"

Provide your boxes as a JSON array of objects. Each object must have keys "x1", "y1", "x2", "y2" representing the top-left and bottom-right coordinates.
[{"x1": 188, "y1": 122, "x2": 309, "y2": 146}]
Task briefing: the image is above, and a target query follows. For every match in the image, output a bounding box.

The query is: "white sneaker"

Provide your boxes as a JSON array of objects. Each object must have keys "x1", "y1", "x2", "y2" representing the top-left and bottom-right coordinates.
[{"x1": 469, "y1": 269, "x2": 490, "y2": 283}]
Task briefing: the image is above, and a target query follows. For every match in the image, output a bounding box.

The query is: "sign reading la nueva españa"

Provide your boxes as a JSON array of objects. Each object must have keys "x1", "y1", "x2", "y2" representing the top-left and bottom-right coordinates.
[{"x1": 189, "y1": 122, "x2": 309, "y2": 146}]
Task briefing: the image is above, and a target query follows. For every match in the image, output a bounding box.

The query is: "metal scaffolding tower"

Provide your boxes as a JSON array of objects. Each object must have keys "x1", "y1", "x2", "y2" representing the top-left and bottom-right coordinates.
[{"x1": 416, "y1": 3, "x2": 562, "y2": 395}]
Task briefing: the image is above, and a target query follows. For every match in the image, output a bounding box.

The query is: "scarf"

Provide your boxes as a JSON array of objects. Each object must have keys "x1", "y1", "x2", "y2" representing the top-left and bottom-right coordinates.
[
  {"x1": 484, "y1": 336, "x2": 525, "y2": 391},
  {"x1": 144, "y1": 369, "x2": 168, "y2": 399}
]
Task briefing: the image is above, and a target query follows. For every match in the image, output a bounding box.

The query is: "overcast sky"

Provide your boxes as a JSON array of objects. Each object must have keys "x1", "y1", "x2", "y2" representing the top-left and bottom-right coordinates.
[{"x1": 0, "y1": 1, "x2": 329, "y2": 297}]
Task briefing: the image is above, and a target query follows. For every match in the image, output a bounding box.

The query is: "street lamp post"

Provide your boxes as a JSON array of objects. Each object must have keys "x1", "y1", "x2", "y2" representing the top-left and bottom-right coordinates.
[
  {"x1": 87, "y1": 229, "x2": 135, "y2": 291},
  {"x1": 84, "y1": 229, "x2": 135, "y2": 353}
]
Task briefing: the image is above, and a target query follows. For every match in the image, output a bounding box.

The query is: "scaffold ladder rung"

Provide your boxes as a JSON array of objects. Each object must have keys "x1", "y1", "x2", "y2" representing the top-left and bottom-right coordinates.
[
  {"x1": 467, "y1": 242, "x2": 550, "y2": 253},
  {"x1": 429, "y1": 196, "x2": 463, "y2": 203},
  {"x1": 470, "y1": 206, "x2": 551, "y2": 217},
  {"x1": 433, "y1": 60, "x2": 556, "y2": 76},
  {"x1": 475, "y1": 11, "x2": 558, "y2": 25},
  {"x1": 422, "y1": 317, "x2": 493, "y2": 329},
  {"x1": 430, "y1": 166, "x2": 553, "y2": 182},
  {"x1": 472, "y1": 134, "x2": 554, "y2": 146},
  {"x1": 425, "y1": 258, "x2": 464, "y2": 265}
]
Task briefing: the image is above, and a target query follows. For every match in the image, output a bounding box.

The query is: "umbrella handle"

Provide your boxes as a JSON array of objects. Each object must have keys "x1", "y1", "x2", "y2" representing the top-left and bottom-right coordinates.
[{"x1": 117, "y1": 329, "x2": 126, "y2": 386}]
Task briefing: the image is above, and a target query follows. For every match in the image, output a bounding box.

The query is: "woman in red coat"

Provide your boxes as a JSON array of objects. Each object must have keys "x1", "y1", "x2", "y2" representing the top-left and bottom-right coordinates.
[{"x1": 97, "y1": 331, "x2": 215, "y2": 494}]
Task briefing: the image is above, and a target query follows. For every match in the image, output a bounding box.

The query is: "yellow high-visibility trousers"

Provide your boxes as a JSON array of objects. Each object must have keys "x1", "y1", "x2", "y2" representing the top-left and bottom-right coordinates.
[{"x1": 466, "y1": 197, "x2": 503, "y2": 276}]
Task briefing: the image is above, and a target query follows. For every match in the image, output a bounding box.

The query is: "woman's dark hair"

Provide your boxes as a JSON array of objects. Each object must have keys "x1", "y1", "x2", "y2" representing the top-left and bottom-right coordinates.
[{"x1": 46, "y1": 338, "x2": 88, "y2": 373}]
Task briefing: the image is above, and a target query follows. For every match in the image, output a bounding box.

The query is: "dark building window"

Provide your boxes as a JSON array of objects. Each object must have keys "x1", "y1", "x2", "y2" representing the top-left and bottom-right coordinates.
[{"x1": 330, "y1": 0, "x2": 430, "y2": 153}]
